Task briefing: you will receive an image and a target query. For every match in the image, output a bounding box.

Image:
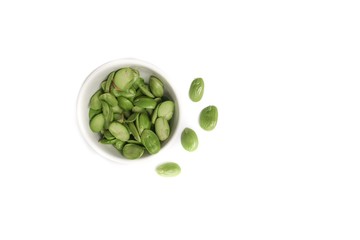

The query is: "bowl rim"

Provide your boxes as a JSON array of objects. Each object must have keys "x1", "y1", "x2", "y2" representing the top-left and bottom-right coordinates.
[{"x1": 76, "y1": 58, "x2": 180, "y2": 164}]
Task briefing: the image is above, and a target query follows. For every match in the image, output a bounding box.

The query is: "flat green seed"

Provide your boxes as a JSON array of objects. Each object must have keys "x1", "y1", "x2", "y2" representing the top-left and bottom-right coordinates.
[
  {"x1": 138, "y1": 112, "x2": 151, "y2": 135},
  {"x1": 154, "y1": 97, "x2": 162, "y2": 103},
  {"x1": 133, "y1": 77, "x2": 145, "y2": 90},
  {"x1": 134, "y1": 89, "x2": 143, "y2": 98},
  {"x1": 125, "y1": 112, "x2": 139, "y2": 123},
  {"x1": 199, "y1": 105, "x2": 218, "y2": 131},
  {"x1": 156, "y1": 162, "x2": 181, "y2": 177},
  {"x1": 112, "y1": 88, "x2": 136, "y2": 98},
  {"x1": 105, "y1": 71, "x2": 115, "y2": 93},
  {"x1": 128, "y1": 122, "x2": 141, "y2": 142},
  {"x1": 139, "y1": 84, "x2": 155, "y2": 98},
  {"x1": 114, "y1": 113, "x2": 125, "y2": 123},
  {"x1": 181, "y1": 128, "x2": 198, "y2": 152},
  {"x1": 90, "y1": 89, "x2": 103, "y2": 110},
  {"x1": 103, "y1": 130, "x2": 115, "y2": 140},
  {"x1": 151, "y1": 104, "x2": 160, "y2": 124},
  {"x1": 149, "y1": 76, "x2": 164, "y2": 97},
  {"x1": 109, "y1": 122, "x2": 130, "y2": 141},
  {"x1": 141, "y1": 130, "x2": 161, "y2": 155},
  {"x1": 113, "y1": 68, "x2": 136, "y2": 91},
  {"x1": 118, "y1": 96, "x2": 134, "y2": 111},
  {"x1": 89, "y1": 108, "x2": 101, "y2": 120},
  {"x1": 90, "y1": 113, "x2": 105, "y2": 133},
  {"x1": 99, "y1": 93, "x2": 118, "y2": 107},
  {"x1": 111, "y1": 105, "x2": 123, "y2": 114},
  {"x1": 189, "y1": 78, "x2": 204, "y2": 102},
  {"x1": 122, "y1": 144, "x2": 144, "y2": 160},
  {"x1": 113, "y1": 140, "x2": 125, "y2": 151},
  {"x1": 126, "y1": 140, "x2": 143, "y2": 145},
  {"x1": 99, "y1": 138, "x2": 117, "y2": 144},
  {"x1": 101, "y1": 81, "x2": 106, "y2": 91},
  {"x1": 155, "y1": 117, "x2": 170, "y2": 141},
  {"x1": 157, "y1": 101, "x2": 175, "y2": 120},
  {"x1": 134, "y1": 97, "x2": 157, "y2": 109},
  {"x1": 132, "y1": 106, "x2": 146, "y2": 113},
  {"x1": 102, "y1": 102, "x2": 113, "y2": 129}
]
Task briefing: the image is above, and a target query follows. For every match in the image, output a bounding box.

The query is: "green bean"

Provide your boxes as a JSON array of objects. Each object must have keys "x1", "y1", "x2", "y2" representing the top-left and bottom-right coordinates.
[
  {"x1": 141, "y1": 130, "x2": 161, "y2": 154},
  {"x1": 199, "y1": 105, "x2": 218, "y2": 131},
  {"x1": 89, "y1": 108, "x2": 101, "y2": 120},
  {"x1": 113, "y1": 67, "x2": 137, "y2": 91},
  {"x1": 128, "y1": 122, "x2": 141, "y2": 142},
  {"x1": 181, "y1": 128, "x2": 198, "y2": 152},
  {"x1": 189, "y1": 78, "x2": 204, "y2": 102},
  {"x1": 109, "y1": 122, "x2": 130, "y2": 141},
  {"x1": 139, "y1": 84, "x2": 155, "y2": 98},
  {"x1": 157, "y1": 101, "x2": 174, "y2": 120},
  {"x1": 155, "y1": 117, "x2": 170, "y2": 141},
  {"x1": 99, "y1": 93, "x2": 118, "y2": 107},
  {"x1": 156, "y1": 162, "x2": 181, "y2": 177},
  {"x1": 137, "y1": 112, "x2": 151, "y2": 135},
  {"x1": 90, "y1": 113, "x2": 105, "y2": 133},
  {"x1": 134, "y1": 97, "x2": 157, "y2": 109},
  {"x1": 113, "y1": 140, "x2": 125, "y2": 151},
  {"x1": 105, "y1": 71, "x2": 115, "y2": 93},
  {"x1": 122, "y1": 144, "x2": 144, "y2": 159},
  {"x1": 131, "y1": 106, "x2": 146, "y2": 113},
  {"x1": 149, "y1": 76, "x2": 164, "y2": 97},
  {"x1": 90, "y1": 90, "x2": 102, "y2": 110},
  {"x1": 118, "y1": 96, "x2": 134, "y2": 111}
]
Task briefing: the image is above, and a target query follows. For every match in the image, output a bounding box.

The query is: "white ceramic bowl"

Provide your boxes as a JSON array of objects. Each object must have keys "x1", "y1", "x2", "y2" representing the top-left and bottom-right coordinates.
[{"x1": 77, "y1": 58, "x2": 180, "y2": 163}]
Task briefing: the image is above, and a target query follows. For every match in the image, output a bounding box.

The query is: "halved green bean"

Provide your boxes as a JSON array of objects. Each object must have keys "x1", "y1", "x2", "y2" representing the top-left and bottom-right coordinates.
[
  {"x1": 151, "y1": 104, "x2": 160, "y2": 124},
  {"x1": 113, "y1": 140, "x2": 125, "y2": 151},
  {"x1": 90, "y1": 89, "x2": 103, "y2": 110},
  {"x1": 109, "y1": 122, "x2": 130, "y2": 141},
  {"x1": 155, "y1": 117, "x2": 170, "y2": 141},
  {"x1": 102, "y1": 102, "x2": 113, "y2": 129},
  {"x1": 99, "y1": 93, "x2": 118, "y2": 107},
  {"x1": 137, "y1": 112, "x2": 151, "y2": 135},
  {"x1": 111, "y1": 105, "x2": 123, "y2": 114},
  {"x1": 89, "y1": 108, "x2": 101, "y2": 120},
  {"x1": 139, "y1": 84, "x2": 155, "y2": 98},
  {"x1": 128, "y1": 122, "x2": 141, "y2": 142},
  {"x1": 90, "y1": 113, "x2": 105, "y2": 133},
  {"x1": 99, "y1": 138, "x2": 117, "y2": 144},
  {"x1": 133, "y1": 77, "x2": 145, "y2": 90},
  {"x1": 134, "y1": 97, "x2": 157, "y2": 109},
  {"x1": 125, "y1": 112, "x2": 139, "y2": 123},
  {"x1": 113, "y1": 68, "x2": 137, "y2": 91},
  {"x1": 105, "y1": 71, "x2": 115, "y2": 93},
  {"x1": 118, "y1": 96, "x2": 134, "y2": 111},
  {"x1": 122, "y1": 144, "x2": 144, "y2": 159},
  {"x1": 103, "y1": 130, "x2": 115, "y2": 140},
  {"x1": 141, "y1": 130, "x2": 161, "y2": 154},
  {"x1": 149, "y1": 76, "x2": 164, "y2": 97},
  {"x1": 157, "y1": 101, "x2": 174, "y2": 120},
  {"x1": 132, "y1": 106, "x2": 146, "y2": 113}
]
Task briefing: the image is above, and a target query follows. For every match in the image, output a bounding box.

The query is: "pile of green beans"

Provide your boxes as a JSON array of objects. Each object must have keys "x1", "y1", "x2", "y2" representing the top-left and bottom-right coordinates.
[{"x1": 89, "y1": 67, "x2": 175, "y2": 160}]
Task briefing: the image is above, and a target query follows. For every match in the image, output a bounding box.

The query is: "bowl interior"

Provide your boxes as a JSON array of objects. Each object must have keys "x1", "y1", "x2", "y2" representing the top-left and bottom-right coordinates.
[{"x1": 77, "y1": 59, "x2": 179, "y2": 163}]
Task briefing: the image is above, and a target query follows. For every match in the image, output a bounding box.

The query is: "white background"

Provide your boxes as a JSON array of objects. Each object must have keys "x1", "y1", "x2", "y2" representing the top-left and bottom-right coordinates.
[{"x1": 0, "y1": 0, "x2": 359, "y2": 239}]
